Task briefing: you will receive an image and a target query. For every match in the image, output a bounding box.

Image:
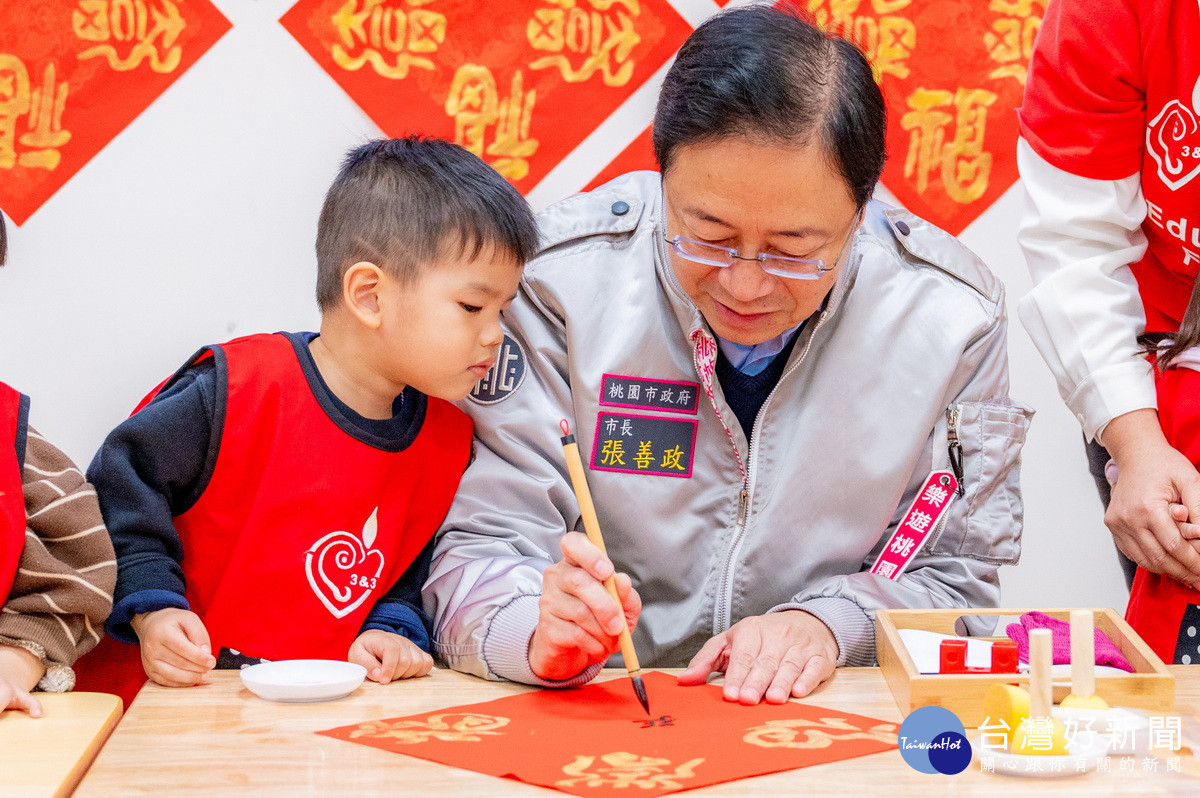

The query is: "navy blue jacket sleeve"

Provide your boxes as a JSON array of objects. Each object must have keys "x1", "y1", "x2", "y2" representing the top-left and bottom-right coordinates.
[
  {"x1": 359, "y1": 536, "x2": 435, "y2": 653},
  {"x1": 87, "y1": 361, "x2": 218, "y2": 642}
]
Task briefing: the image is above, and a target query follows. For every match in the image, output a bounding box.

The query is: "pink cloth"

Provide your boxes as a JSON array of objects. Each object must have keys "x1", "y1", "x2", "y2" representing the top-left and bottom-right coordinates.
[{"x1": 1005, "y1": 611, "x2": 1134, "y2": 672}]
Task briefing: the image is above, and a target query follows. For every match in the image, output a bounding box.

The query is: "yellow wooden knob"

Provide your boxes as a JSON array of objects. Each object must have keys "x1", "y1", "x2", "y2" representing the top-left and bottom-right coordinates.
[
  {"x1": 1060, "y1": 692, "x2": 1110, "y2": 711},
  {"x1": 982, "y1": 683, "x2": 1030, "y2": 748}
]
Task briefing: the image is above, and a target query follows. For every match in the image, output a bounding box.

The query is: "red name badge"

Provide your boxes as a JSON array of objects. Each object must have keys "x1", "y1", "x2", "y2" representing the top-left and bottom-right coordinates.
[{"x1": 870, "y1": 470, "x2": 958, "y2": 580}]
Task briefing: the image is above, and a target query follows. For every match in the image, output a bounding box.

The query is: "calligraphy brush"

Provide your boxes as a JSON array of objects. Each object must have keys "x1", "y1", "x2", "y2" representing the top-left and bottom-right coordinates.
[{"x1": 558, "y1": 419, "x2": 651, "y2": 714}]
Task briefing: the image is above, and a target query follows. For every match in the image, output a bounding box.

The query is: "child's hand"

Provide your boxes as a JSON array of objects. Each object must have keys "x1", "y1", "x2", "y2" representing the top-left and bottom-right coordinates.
[
  {"x1": 130, "y1": 608, "x2": 216, "y2": 687},
  {"x1": 0, "y1": 646, "x2": 45, "y2": 717},
  {"x1": 348, "y1": 630, "x2": 433, "y2": 684}
]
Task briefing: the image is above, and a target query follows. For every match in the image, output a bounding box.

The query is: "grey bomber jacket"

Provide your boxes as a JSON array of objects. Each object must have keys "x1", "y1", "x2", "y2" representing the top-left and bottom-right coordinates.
[{"x1": 424, "y1": 171, "x2": 1034, "y2": 687}]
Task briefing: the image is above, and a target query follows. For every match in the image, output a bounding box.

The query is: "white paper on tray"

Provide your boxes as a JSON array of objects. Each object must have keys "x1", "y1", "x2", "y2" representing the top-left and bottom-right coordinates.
[{"x1": 898, "y1": 628, "x2": 995, "y2": 673}]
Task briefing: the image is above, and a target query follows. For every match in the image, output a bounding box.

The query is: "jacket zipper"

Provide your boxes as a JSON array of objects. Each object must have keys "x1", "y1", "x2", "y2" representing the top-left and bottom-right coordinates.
[
  {"x1": 920, "y1": 406, "x2": 966, "y2": 555},
  {"x1": 946, "y1": 405, "x2": 965, "y2": 496},
  {"x1": 709, "y1": 308, "x2": 832, "y2": 637}
]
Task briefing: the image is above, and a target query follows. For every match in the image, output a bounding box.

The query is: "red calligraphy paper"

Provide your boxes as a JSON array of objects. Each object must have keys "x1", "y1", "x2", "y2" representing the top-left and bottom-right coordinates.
[
  {"x1": 0, "y1": 0, "x2": 230, "y2": 225},
  {"x1": 318, "y1": 671, "x2": 898, "y2": 796}
]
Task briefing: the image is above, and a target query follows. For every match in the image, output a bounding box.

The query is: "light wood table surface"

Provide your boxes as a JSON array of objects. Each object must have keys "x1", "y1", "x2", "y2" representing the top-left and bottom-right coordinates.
[
  {"x1": 0, "y1": 691, "x2": 122, "y2": 798},
  {"x1": 73, "y1": 666, "x2": 1200, "y2": 797}
]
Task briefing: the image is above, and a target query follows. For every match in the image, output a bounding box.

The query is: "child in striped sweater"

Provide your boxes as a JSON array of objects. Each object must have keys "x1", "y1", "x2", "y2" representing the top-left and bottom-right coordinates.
[{"x1": 0, "y1": 215, "x2": 116, "y2": 716}]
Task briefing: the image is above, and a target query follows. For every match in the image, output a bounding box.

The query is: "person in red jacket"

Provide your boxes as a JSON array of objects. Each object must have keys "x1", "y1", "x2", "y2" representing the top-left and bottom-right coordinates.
[
  {"x1": 77, "y1": 137, "x2": 538, "y2": 705},
  {"x1": 1018, "y1": 0, "x2": 1200, "y2": 591}
]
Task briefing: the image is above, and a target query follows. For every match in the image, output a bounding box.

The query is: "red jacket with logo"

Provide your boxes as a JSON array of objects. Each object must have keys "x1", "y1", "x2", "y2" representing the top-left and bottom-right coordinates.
[{"x1": 1019, "y1": 0, "x2": 1200, "y2": 331}]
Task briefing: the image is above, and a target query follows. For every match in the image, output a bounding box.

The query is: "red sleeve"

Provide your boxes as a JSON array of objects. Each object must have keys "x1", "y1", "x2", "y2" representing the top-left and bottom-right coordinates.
[
  {"x1": 1017, "y1": 0, "x2": 1146, "y2": 180},
  {"x1": 1156, "y1": 367, "x2": 1200, "y2": 466}
]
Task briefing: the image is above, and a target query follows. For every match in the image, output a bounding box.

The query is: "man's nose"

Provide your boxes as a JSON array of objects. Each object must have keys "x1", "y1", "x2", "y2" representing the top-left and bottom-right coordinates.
[{"x1": 719, "y1": 257, "x2": 774, "y2": 302}]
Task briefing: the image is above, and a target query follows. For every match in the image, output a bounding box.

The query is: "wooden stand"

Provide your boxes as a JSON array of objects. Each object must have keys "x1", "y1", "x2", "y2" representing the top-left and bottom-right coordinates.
[{"x1": 876, "y1": 607, "x2": 1173, "y2": 726}]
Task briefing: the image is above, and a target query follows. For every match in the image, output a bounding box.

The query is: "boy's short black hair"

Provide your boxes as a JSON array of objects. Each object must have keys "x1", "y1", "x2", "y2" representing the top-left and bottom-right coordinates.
[
  {"x1": 653, "y1": 5, "x2": 886, "y2": 208},
  {"x1": 315, "y1": 137, "x2": 539, "y2": 311}
]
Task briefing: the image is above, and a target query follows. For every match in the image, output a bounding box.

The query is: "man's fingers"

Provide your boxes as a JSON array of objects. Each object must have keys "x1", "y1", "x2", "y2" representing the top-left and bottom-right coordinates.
[
  {"x1": 560, "y1": 532, "x2": 614, "y2": 581},
  {"x1": 679, "y1": 634, "x2": 728, "y2": 685},
  {"x1": 791, "y1": 654, "x2": 836, "y2": 698},
  {"x1": 734, "y1": 640, "x2": 807, "y2": 705},
  {"x1": 762, "y1": 652, "x2": 808, "y2": 704},
  {"x1": 539, "y1": 615, "x2": 613, "y2": 662},
  {"x1": 549, "y1": 592, "x2": 615, "y2": 644},
  {"x1": 555, "y1": 565, "x2": 625, "y2": 636},
  {"x1": 720, "y1": 626, "x2": 763, "y2": 702},
  {"x1": 613, "y1": 573, "x2": 642, "y2": 629}
]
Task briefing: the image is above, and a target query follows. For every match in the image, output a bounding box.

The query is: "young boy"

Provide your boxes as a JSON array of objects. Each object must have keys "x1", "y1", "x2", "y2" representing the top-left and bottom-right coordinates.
[
  {"x1": 77, "y1": 138, "x2": 538, "y2": 704},
  {"x1": 0, "y1": 215, "x2": 116, "y2": 716}
]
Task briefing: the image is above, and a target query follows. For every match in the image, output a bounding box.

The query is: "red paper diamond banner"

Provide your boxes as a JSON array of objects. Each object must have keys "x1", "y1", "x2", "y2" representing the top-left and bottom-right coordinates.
[
  {"x1": 0, "y1": 0, "x2": 231, "y2": 225},
  {"x1": 280, "y1": 0, "x2": 693, "y2": 193},
  {"x1": 801, "y1": 0, "x2": 1039, "y2": 235}
]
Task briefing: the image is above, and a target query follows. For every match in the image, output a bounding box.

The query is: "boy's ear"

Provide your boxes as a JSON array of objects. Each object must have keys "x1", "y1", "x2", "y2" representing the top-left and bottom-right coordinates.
[{"x1": 342, "y1": 261, "x2": 385, "y2": 329}]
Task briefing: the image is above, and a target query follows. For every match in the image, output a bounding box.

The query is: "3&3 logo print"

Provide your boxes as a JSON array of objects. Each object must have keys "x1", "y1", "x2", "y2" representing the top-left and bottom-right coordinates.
[
  {"x1": 1147, "y1": 76, "x2": 1200, "y2": 191},
  {"x1": 304, "y1": 507, "x2": 386, "y2": 619}
]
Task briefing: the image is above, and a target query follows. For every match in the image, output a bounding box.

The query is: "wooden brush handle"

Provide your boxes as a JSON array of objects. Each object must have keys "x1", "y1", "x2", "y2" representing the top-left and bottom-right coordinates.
[{"x1": 562, "y1": 439, "x2": 641, "y2": 674}]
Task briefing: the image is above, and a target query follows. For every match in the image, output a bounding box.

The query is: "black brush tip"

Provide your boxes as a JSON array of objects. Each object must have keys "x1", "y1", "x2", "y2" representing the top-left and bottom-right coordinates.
[{"x1": 632, "y1": 674, "x2": 650, "y2": 715}]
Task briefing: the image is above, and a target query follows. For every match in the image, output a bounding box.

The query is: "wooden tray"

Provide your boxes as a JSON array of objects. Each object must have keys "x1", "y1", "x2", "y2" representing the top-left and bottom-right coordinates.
[{"x1": 875, "y1": 607, "x2": 1174, "y2": 727}]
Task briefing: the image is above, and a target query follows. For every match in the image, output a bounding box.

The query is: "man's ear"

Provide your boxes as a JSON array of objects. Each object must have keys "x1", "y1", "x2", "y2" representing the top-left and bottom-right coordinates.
[{"x1": 342, "y1": 261, "x2": 386, "y2": 329}]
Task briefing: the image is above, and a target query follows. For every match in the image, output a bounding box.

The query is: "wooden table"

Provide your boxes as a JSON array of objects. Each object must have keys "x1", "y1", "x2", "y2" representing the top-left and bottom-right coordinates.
[
  {"x1": 0, "y1": 692, "x2": 122, "y2": 798},
  {"x1": 74, "y1": 667, "x2": 1200, "y2": 796}
]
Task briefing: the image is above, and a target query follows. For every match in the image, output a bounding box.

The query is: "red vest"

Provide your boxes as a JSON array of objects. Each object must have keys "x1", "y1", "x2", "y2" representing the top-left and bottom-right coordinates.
[
  {"x1": 1126, "y1": 364, "x2": 1200, "y2": 663},
  {"x1": 77, "y1": 333, "x2": 473, "y2": 704},
  {"x1": 0, "y1": 382, "x2": 27, "y2": 601}
]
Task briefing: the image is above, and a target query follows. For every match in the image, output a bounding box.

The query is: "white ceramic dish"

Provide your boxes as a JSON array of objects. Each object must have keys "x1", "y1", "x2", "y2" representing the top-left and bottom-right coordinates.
[{"x1": 239, "y1": 660, "x2": 367, "y2": 703}]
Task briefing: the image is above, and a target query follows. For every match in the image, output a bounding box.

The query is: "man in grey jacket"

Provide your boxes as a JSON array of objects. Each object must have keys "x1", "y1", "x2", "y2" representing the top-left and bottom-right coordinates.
[{"x1": 425, "y1": 6, "x2": 1033, "y2": 705}]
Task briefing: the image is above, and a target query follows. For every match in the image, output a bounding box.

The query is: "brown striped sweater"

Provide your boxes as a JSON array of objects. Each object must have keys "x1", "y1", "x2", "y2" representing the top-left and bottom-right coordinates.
[{"x1": 1, "y1": 426, "x2": 115, "y2": 691}]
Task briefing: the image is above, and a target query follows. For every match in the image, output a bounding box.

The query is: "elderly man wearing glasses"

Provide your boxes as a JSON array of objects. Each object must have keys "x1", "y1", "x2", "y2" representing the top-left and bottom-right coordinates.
[{"x1": 425, "y1": 6, "x2": 1034, "y2": 704}]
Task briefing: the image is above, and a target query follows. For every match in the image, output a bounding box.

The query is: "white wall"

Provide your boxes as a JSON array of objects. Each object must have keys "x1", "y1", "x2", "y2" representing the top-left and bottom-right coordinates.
[{"x1": 0, "y1": 0, "x2": 1128, "y2": 615}]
